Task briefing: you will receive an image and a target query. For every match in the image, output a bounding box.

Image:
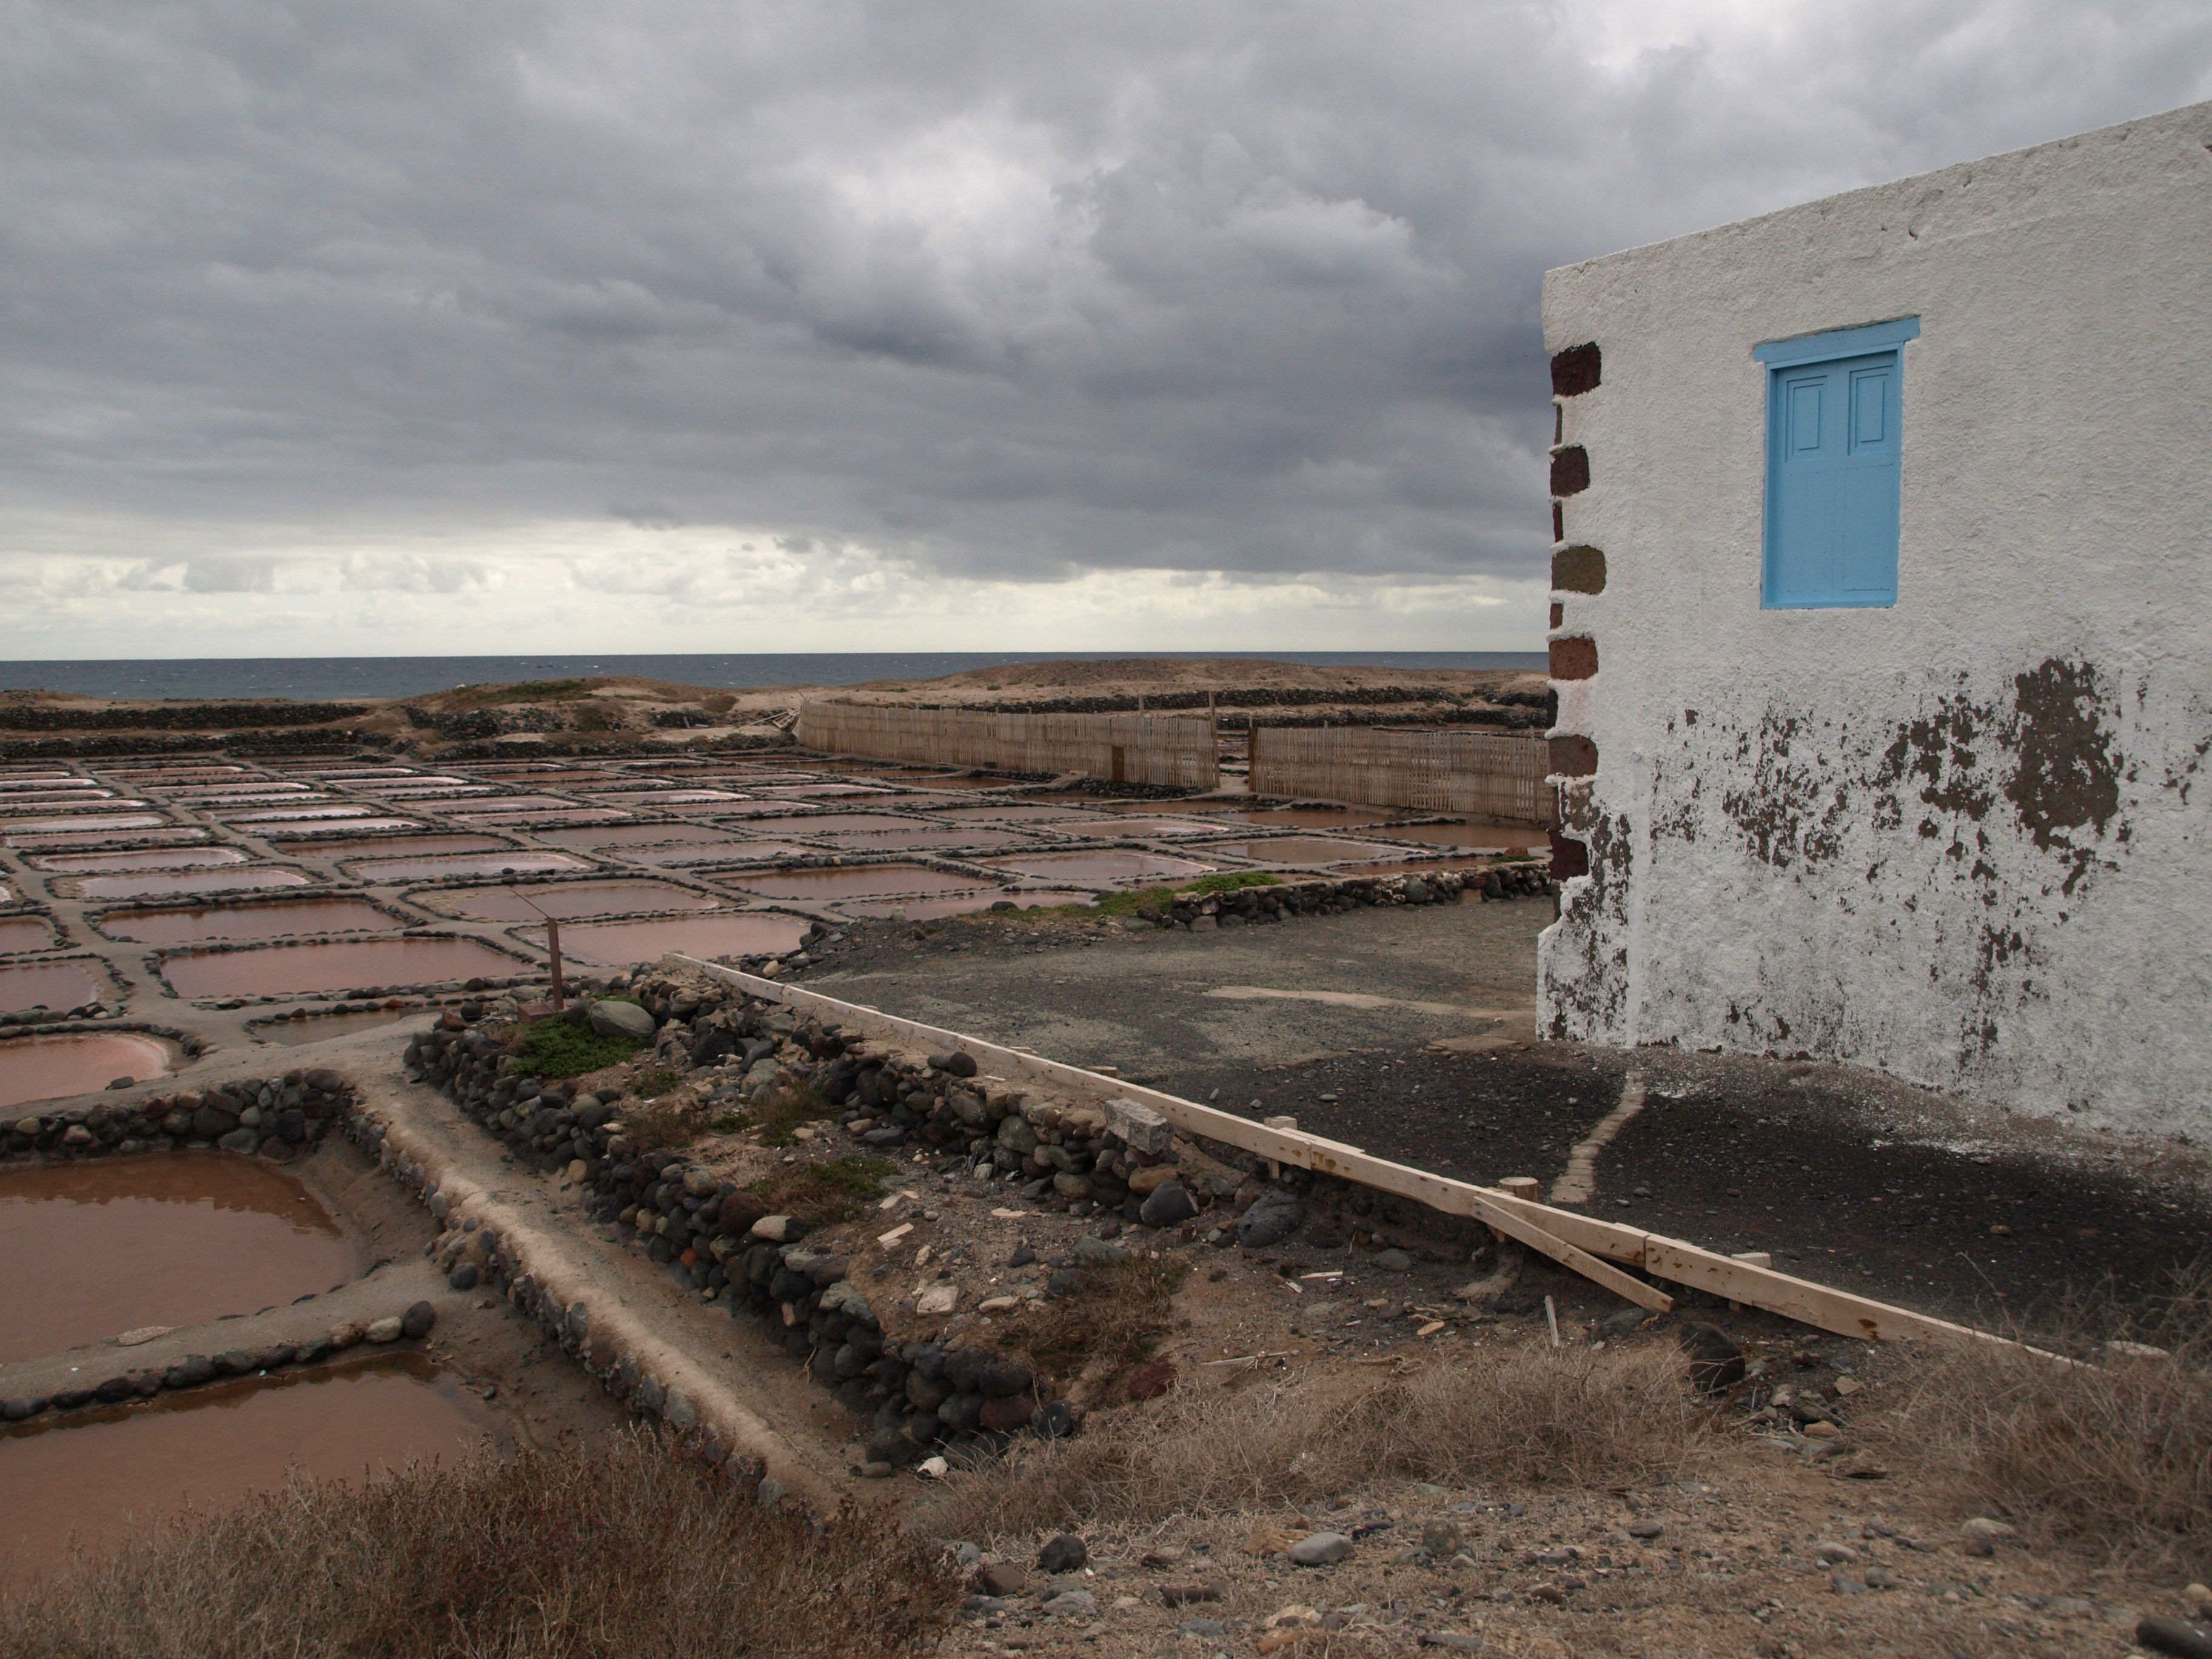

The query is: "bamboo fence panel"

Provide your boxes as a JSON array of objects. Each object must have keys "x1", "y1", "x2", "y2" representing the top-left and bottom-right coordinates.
[
  {"x1": 794, "y1": 702, "x2": 1218, "y2": 788},
  {"x1": 1248, "y1": 725, "x2": 1553, "y2": 825}
]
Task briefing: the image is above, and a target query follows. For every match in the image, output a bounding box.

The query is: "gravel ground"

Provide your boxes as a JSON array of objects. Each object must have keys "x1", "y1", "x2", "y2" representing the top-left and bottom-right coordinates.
[{"x1": 802, "y1": 898, "x2": 2212, "y2": 1336}]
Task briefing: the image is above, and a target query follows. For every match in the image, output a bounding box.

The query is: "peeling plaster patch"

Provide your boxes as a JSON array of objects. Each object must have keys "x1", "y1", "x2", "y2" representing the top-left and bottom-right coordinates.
[
  {"x1": 1538, "y1": 799, "x2": 1633, "y2": 1042},
  {"x1": 2006, "y1": 657, "x2": 2122, "y2": 892}
]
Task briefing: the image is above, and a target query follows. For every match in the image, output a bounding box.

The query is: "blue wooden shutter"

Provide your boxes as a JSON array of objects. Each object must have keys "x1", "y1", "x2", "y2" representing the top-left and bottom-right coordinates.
[{"x1": 1757, "y1": 318, "x2": 1917, "y2": 608}]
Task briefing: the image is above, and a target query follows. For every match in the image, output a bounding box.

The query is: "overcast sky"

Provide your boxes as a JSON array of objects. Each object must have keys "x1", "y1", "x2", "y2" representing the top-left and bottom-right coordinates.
[{"x1": 2, "y1": 1, "x2": 2206, "y2": 661}]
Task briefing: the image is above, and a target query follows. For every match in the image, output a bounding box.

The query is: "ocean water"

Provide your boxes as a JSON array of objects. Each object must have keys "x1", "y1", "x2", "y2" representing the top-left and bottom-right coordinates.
[{"x1": 0, "y1": 652, "x2": 1546, "y2": 704}]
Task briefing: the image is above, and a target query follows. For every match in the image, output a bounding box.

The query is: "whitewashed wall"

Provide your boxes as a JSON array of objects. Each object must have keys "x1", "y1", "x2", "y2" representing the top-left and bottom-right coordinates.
[{"x1": 1537, "y1": 101, "x2": 2212, "y2": 1133}]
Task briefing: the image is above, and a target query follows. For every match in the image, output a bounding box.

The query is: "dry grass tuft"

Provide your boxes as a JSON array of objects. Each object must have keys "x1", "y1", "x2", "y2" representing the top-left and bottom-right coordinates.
[
  {"x1": 0, "y1": 1431, "x2": 956, "y2": 1658},
  {"x1": 1877, "y1": 1269, "x2": 2212, "y2": 1572},
  {"x1": 990, "y1": 1256, "x2": 1188, "y2": 1398},
  {"x1": 921, "y1": 1335, "x2": 1704, "y2": 1541},
  {"x1": 749, "y1": 1155, "x2": 894, "y2": 1224}
]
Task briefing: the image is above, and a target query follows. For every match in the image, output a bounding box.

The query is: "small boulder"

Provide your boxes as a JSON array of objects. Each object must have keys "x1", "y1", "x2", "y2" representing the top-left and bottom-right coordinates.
[
  {"x1": 1139, "y1": 1182, "x2": 1198, "y2": 1228},
  {"x1": 1037, "y1": 1533, "x2": 1088, "y2": 1574},
  {"x1": 1288, "y1": 1532, "x2": 1353, "y2": 1567},
  {"x1": 718, "y1": 1190, "x2": 768, "y2": 1237},
  {"x1": 2136, "y1": 1617, "x2": 2212, "y2": 1659},
  {"x1": 588, "y1": 999, "x2": 656, "y2": 1041},
  {"x1": 977, "y1": 1561, "x2": 1027, "y2": 1597},
  {"x1": 1675, "y1": 1320, "x2": 1746, "y2": 1392},
  {"x1": 400, "y1": 1301, "x2": 437, "y2": 1339},
  {"x1": 1237, "y1": 1189, "x2": 1305, "y2": 1248}
]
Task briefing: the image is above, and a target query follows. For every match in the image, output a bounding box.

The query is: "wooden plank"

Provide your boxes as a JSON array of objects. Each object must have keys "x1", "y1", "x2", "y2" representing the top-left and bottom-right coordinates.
[
  {"x1": 1640, "y1": 1236, "x2": 2017, "y2": 1347},
  {"x1": 670, "y1": 954, "x2": 2036, "y2": 1351},
  {"x1": 675, "y1": 956, "x2": 1663, "y2": 1311}
]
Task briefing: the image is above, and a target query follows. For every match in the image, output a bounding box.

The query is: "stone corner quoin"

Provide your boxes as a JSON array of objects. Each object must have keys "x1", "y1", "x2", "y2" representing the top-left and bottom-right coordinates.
[{"x1": 1532, "y1": 98, "x2": 2212, "y2": 1136}]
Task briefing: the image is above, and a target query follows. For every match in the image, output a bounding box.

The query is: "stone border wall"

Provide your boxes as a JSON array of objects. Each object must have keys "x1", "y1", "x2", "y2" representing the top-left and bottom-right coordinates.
[
  {"x1": 4, "y1": 1066, "x2": 352, "y2": 1161},
  {"x1": 398, "y1": 865, "x2": 1557, "y2": 1473}
]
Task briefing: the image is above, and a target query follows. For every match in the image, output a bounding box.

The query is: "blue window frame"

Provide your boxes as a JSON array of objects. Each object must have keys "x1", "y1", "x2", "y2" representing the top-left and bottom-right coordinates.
[{"x1": 1756, "y1": 317, "x2": 1919, "y2": 608}]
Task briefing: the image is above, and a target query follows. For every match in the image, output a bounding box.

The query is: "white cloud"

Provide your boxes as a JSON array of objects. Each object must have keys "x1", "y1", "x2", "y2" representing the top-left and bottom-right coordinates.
[{"x1": 0, "y1": 0, "x2": 2204, "y2": 658}]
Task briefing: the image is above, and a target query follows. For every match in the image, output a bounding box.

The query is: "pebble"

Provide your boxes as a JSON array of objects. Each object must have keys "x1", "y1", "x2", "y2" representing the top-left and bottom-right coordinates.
[
  {"x1": 1960, "y1": 1517, "x2": 2016, "y2": 1556},
  {"x1": 1371, "y1": 1248, "x2": 1414, "y2": 1272},
  {"x1": 1289, "y1": 1532, "x2": 1353, "y2": 1567},
  {"x1": 980, "y1": 1561, "x2": 1028, "y2": 1596},
  {"x1": 1814, "y1": 1541, "x2": 1858, "y2": 1565},
  {"x1": 400, "y1": 1300, "x2": 437, "y2": 1339},
  {"x1": 328, "y1": 1320, "x2": 364, "y2": 1350},
  {"x1": 365, "y1": 1316, "x2": 404, "y2": 1343},
  {"x1": 1626, "y1": 1521, "x2": 1664, "y2": 1540}
]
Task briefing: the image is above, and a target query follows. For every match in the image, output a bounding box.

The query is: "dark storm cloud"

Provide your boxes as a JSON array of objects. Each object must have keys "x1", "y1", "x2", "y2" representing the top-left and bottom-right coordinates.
[{"x1": 0, "y1": 0, "x2": 2206, "y2": 593}]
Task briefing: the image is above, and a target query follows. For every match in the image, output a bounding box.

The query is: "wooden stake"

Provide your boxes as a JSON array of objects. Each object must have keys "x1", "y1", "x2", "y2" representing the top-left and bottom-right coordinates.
[{"x1": 546, "y1": 916, "x2": 565, "y2": 1013}]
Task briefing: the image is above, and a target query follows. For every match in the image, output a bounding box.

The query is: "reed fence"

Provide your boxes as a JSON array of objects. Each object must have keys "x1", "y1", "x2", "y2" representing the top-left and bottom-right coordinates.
[
  {"x1": 1248, "y1": 725, "x2": 1553, "y2": 825},
  {"x1": 794, "y1": 702, "x2": 1218, "y2": 788}
]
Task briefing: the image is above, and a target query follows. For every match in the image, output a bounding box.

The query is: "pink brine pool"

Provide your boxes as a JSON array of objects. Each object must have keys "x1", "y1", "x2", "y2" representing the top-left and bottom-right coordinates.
[
  {"x1": 982, "y1": 850, "x2": 1217, "y2": 884},
  {"x1": 520, "y1": 913, "x2": 811, "y2": 965},
  {"x1": 97, "y1": 896, "x2": 396, "y2": 946},
  {"x1": 0, "y1": 1031, "x2": 170, "y2": 1110},
  {"x1": 0, "y1": 960, "x2": 106, "y2": 1013},
  {"x1": 160, "y1": 937, "x2": 525, "y2": 997},
  {"x1": 723, "y1": 865, "x2": 984, "y2": 899},
  {"x1": 31, "y1": 848, "x2": 247, "y2": 874},
  {"x1": 429, "y1": 880, "x2": 720, "y2": 922},
  {"x1": 75, "y1": 868, "x2": 312, "y2": 902}
]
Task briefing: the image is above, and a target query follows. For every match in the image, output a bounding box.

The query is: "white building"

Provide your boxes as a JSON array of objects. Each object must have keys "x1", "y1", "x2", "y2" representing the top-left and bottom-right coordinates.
[{"x1": 1537, "y1": 101, "x2": 2212, "y2": 1132}]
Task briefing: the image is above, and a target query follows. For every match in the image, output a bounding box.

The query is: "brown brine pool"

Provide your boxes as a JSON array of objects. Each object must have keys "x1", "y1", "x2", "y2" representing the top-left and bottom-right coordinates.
[
  {"x1": 818, "y1": 827, "x2": 1038, "y2": 853},
  {"x1": 96, "y1": 896, "x2": 395, "y2": 947},
  {"x1": 430, "y1": 880, "x2": 719, "y2": 922},
  {"x1": 531, "y1": 823, "x2": 748, "y2": 850},
  {"x1": 0, "y1": 960, "x2": 106, "y2": 1014},
  {"x1": 0, "y1": 1358, "x2": 497, "y2": 1588},
  {"x1": 309, "y1": 834, "x2": 510, "y2": 861},
  {"x1": 161, "y1": 937, "x2": 525, "y2": 998},
  {"x1": 723, "y1": 864, "x2": 984, "y2": 899},
  {"x1": 0, "y1": 916, "x2": 58, "y2": 953},
  {"x1": 250, "y1": 1007, "x2": 421, "y2": 1046},
  {"x1": 520, "y1": 913, "x2": 811, "y2": 965},
  {"x1": 0, "y1": 1155, "x2": 355, "y2": 1362},
  {"x1": 0, "y1": 1033, "x2": 170, "y2": 1111},
  {"x1": 981, "y1": 849, "x2": 1216, "y2": 883},
  {"x1": 1199, "y1": 836, "x2": 1408, "y2": 864}
]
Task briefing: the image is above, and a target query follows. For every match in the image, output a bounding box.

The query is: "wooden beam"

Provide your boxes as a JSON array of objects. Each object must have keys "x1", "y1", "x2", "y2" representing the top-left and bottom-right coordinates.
[{"x1": 670, "y1": 955, "x2": 2036, "y2": 1350}]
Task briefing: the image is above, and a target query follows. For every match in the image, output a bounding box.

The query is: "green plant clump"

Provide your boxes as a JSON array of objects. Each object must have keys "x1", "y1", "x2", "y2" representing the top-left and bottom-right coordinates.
[
  {"x1": 468, "y1": 679, "x2": 595, "y2": 705},
  {"x1": 748, "y1": 1155, "x2": 893, "y2": 1223},
  {"x1": 509, "y1": 1016, "x2": 642, "y2": 1079},
  {"x1": 1095, "y1": 870, "x2": 1281, "y2": 918}
]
